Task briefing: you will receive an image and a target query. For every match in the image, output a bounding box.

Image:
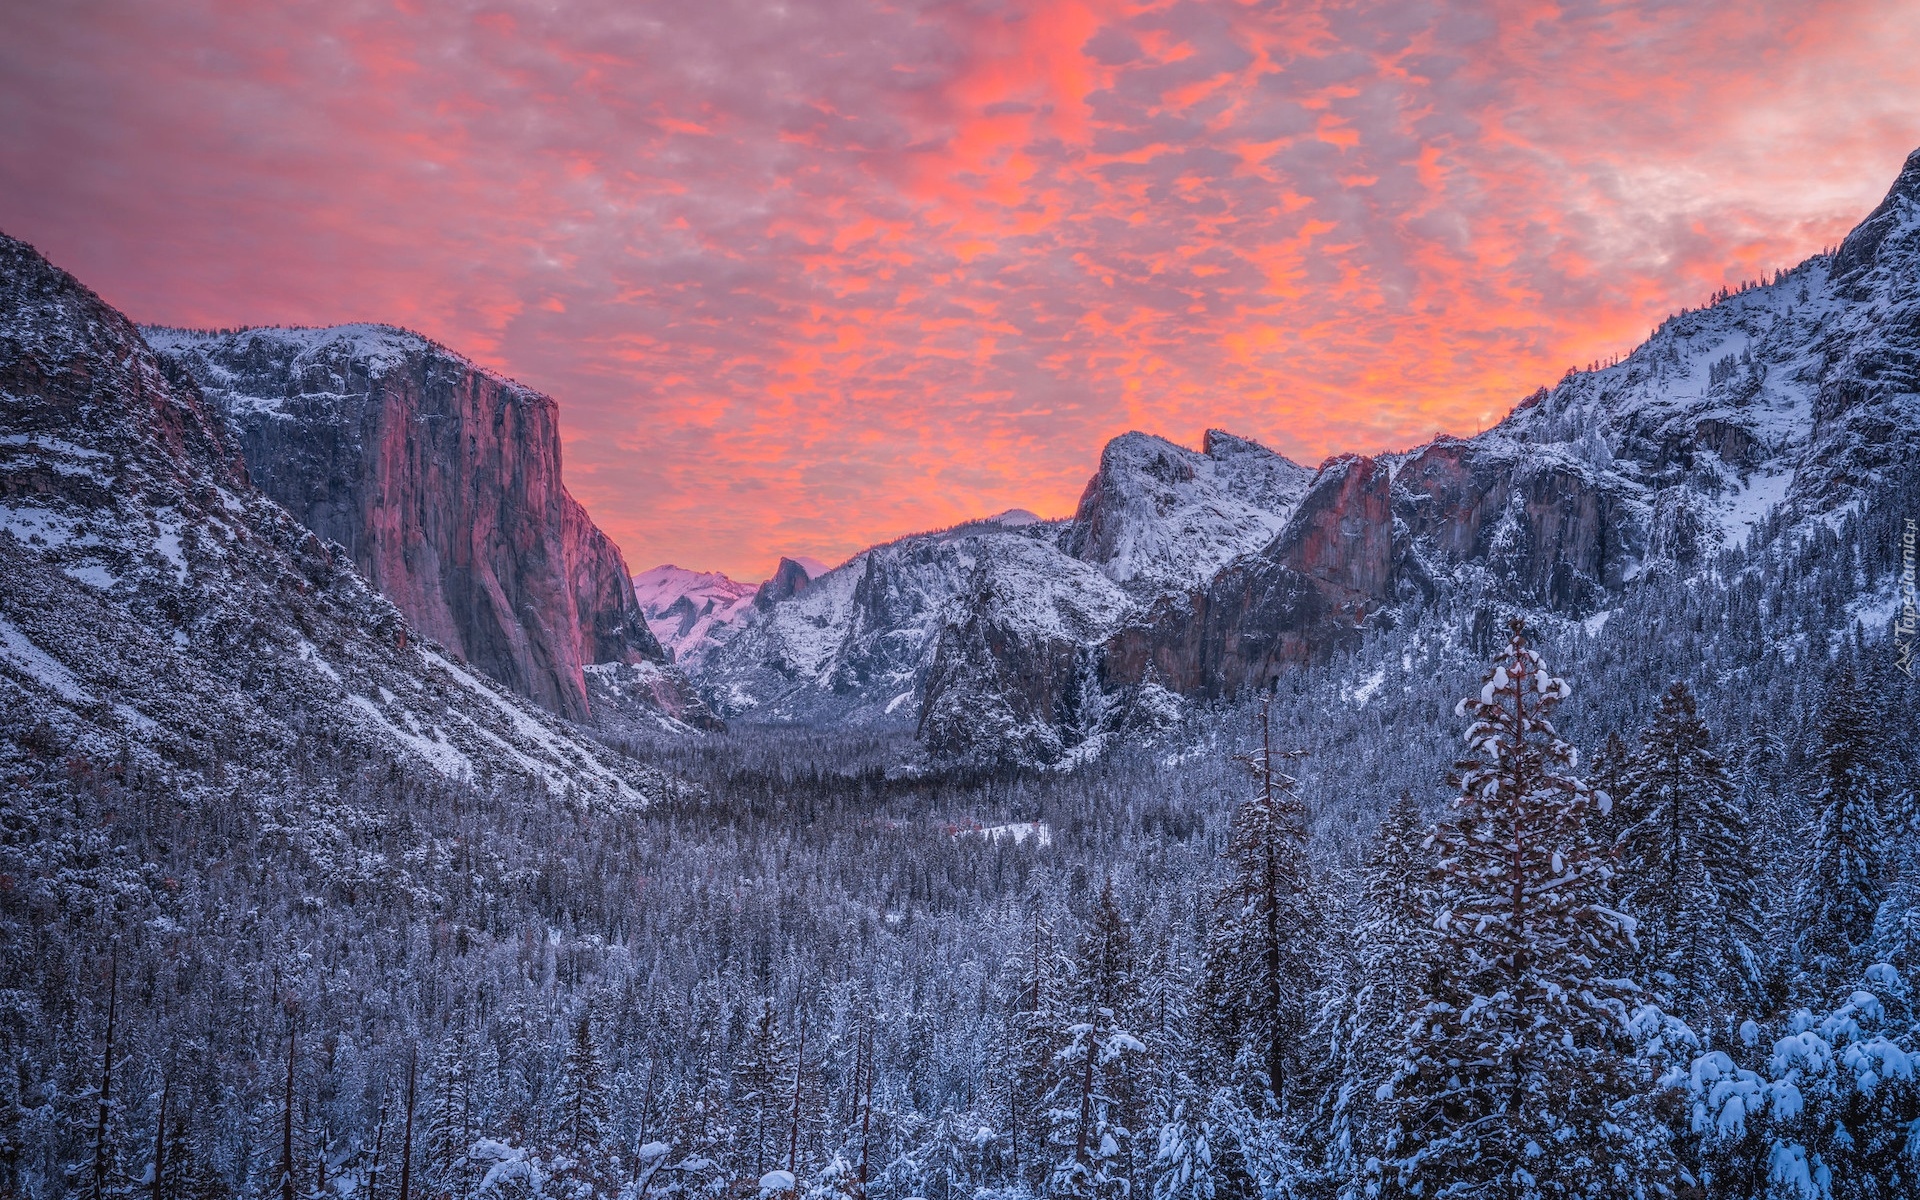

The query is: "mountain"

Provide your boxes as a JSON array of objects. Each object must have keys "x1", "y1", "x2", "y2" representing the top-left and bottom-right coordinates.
[
  {"x1": 0, "y1": 232, "x2": 668, "y2": 799},
  {"x1": 676, "y1": 147, "x2": 1920, "y2": 764},
  {"x1": 687, "y1": 435, "x2": 1307, "y2": 734},
  {"x1": 633, "y1": 563, "x2": 757, "y2": 668},
  {"x1": 142, "y1": 323, "x2": 697, "y2": 726}
]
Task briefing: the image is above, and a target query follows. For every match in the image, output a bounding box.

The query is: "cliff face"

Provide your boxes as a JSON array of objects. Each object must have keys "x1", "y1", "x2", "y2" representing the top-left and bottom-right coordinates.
[
  {"x1": 0, "y1": 233, "x2": 666, "y2": 797},
  {"x1": 146, "y1": 325, "x2": 671, "y2": 723}
]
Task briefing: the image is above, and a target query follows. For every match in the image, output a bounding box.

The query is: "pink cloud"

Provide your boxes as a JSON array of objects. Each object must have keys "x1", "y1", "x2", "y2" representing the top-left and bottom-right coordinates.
[{"x1": 4, "y1": 0, "x2": 1916, "y2": 579}]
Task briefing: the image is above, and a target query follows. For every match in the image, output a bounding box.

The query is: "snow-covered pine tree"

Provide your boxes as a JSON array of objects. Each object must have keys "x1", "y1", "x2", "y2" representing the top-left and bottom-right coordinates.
[
  {"x1": 424, "y1": 1036, "x2": 474, "y2": 1200},
  {"x1": 1794, "y1": 667, "x2": 1891, "y2": 994},
  {"x1": 1323, "y1": 793, "x2": 1434, "y2": 1198},
  {"x1": 1588, "y1": 730, "x2": 1632, "y2": 847},
  {"x1": 1201, "y1": 695, "x2": 1321, "y2": 1115},
  {"x1": 1613, "y1": 681, "x2": 1761, "y2": 1027},
  {"x1": 1377, "y1": 621, "x2": 1662, "y2": 1198},
  {"x1": 732, "y1": 999, "x2": 794, "y2": 1184},
  {"x1": 1048, "y1": 883, "x2": 1147, "y2": 1200},
  {"x1": 993, "y1": 903, "x2": 1060, "y2": 1190},
  {"x1": 552, "y1": 1013, "x2": 613, "y2": 1196}
]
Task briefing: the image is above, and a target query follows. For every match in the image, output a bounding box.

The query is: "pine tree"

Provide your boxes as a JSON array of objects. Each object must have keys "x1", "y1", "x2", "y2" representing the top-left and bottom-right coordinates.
[
  {"x1": 1613, "y1": 681, "x2": 1761, "y2": 1027},
  {"x1": 1377, "y1": 621, "x2": 1664, "y2": 1198},
  {"x1": 1047, "y1": 886, "x2": 1147, "y2": 1200},
  {"x1": 1201, "y1": 695, "x2": 1321, "y2": 1115},
  {"x1": 424, "y1": 1037, "x2": 474, "y2": 1200},
  {"x1": 1795, "y1": 667, "x2": 1891, "y2": 991},
  {"x1": 1324, "y1": 794, "x2": 1434, "y2": 1198},
  {"x1": 552, "y1": 1014, "x2": 613, "y2": 1195},
  {"x1": 731, "y1": 1000, "x2": 793, "y2": 1183},
  {"x1": 992, "y1": 904, "x2": 1059, "y2": 1189}
]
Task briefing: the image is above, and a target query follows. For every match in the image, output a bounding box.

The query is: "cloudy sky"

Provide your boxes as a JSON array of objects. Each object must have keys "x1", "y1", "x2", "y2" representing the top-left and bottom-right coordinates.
[{"x1": 5, "y1": 0, "x2": 1918, "y2": 580}]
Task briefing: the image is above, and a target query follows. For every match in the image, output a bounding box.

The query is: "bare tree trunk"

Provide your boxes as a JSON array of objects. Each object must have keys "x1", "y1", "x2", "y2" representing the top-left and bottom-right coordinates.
[
  {"x1": 367, "y1": 1088, "x2": 389, "y2": 1200},
  {"x1": 398, "y1": 1054, "x2": 418, "y2": 1200},
  {"x1": 150, "y1": 1074, "x2": 169, "y2": 1200},
  {"x1": 92, "y1": 951, "x2": 117, "y2": 1200}
]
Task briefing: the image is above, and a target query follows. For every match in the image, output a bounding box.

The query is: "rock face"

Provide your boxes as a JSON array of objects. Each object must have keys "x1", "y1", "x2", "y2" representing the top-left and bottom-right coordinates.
[
  {"x1": 0, "y1": 233, "x2": 668, "y2": 798},
  {"x1": 145, "y1": 325, "x2": 670, "y2": 723}
]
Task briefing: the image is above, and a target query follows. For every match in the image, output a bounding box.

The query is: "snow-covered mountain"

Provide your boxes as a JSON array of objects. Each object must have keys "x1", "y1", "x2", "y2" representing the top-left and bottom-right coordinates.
[
  {"x1": 0, "y1": 233, "x2": 673, "y2": 801},
  {"x1": 1063, "y1": 429, "x2": 1313, "y2": 594},
  {"x1": 685, "y1": 432, "x2": 1308, "y2": 733},
  {"x1": 142, "y1": 323, "x2": 710, "y2": 728},
  {"x1": 677, "y1": 146, "x2": 1920, "y2": 764},
  {"x1": 633, "y1": 563, "x2": 757, "y2": 668}
]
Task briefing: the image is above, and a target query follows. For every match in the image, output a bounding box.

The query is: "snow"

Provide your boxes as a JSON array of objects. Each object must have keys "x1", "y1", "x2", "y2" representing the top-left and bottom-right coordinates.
[
  {"x1": 61, "y1": 560, "x2": 120, "y2": 590},
  {"x1": 0, "y1": 617, "x2": 93, "y2": 704},
  {"x1": 1343, "y1": 667, "x2": 1387, "y2": 708},
  {"x1": 758, "y1": 1170, "x2": 796, "y2": 1193},
  {"x1": 632, "y1": 563, "x2": 758, "y2": 667},
  {"x1": 956, "y1": 822, "x2": 1053, "y2": 848},
  {"x1": 1716, "y1": 468, "x2": 1797, "y2": 548},
  {"x1": 297, "y1": 638, "x2": 342, "y2": 683},
  {"x1": 345, "y1": 694, "x2": 473, "y2": 781},
  {"x1": 1076, "y1": 430, "x2": 1311, "y2": 594},
  {"x1": 0, "y1": 504, "x2": 100, "y2": 550},
  {"x1": 885, "y1": 690, "x2": 913, "y2": 714}
]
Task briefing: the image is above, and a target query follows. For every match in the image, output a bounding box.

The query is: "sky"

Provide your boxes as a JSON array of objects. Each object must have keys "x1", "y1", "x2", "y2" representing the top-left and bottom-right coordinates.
[{"x1": 4, "y1": 1, "x2": 1918, "y2": 582}]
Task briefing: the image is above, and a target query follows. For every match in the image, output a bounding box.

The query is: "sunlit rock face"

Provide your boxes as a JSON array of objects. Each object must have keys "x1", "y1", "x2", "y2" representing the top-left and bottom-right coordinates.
[{"x1": 147, "y1": 323, "x2": 675, "y2": 724}]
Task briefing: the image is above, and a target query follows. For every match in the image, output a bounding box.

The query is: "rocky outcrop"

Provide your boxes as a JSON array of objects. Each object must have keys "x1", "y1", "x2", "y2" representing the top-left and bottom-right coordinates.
[
  {"x1": 1103, "y1": 453, "x2": 1397, "y2": 697},
  {"x1": 755, "y1": 556, "x2": 816, "y2": 608},
  {"x1": 1062, "y1": 428, "x2": 1311, "y2": 594},
  {"x1": 146, "y1": 325, "x2": 671, "y2": 723}
]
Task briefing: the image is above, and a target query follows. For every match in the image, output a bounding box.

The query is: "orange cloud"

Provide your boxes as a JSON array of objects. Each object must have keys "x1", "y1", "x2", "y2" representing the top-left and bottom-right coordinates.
[{"x1": 2, "y1": 0, "x2": 1917, "y2": 579}]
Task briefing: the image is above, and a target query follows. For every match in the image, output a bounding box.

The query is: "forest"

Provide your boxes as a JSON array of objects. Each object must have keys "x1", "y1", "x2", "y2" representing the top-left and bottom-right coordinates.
[{"x1": 2, "y1": 477, "x2": 1917, "y2": 1200}]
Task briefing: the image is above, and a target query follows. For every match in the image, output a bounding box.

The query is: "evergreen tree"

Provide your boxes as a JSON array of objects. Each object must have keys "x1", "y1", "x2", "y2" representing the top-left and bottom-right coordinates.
[
  {"x1": 1323, "y1": 794, "x2": 1434, "y2": 1198},
  {"x1": 731, "y1": 1000, "x2": 793, "y2": 1183},
  {"x1": 552, "y1": 1014, "x2": 613, "y2": 1196},
  {"x1": 1377, "y1": 621, "x2": 1663, "y2": 1198},
  {"x1": 1613, "y1": 681, "x2": 1761, "y2": 1027},
  {"x1": 424, "y1": 1036, "x2": 475, "y2": 1200},
  {"x1": 1795, "y1": 668, "x2": 1891, "y2": 991},
  {"x1": 1202, "y1": 696, "x2": 1321, "y2": 1115},
  {"x1": 1046, "y1": 882, "x2": 1147, "y2": 1200}
]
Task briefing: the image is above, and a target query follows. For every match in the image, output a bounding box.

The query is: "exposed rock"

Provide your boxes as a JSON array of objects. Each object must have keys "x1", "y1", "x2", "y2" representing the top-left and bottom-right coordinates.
[
  {"x1": 755, "y1": 556, "x2": 816, "y2": 608},
  {"x1": 145, "y1": 324, "x2": 669, "y2": 723}
]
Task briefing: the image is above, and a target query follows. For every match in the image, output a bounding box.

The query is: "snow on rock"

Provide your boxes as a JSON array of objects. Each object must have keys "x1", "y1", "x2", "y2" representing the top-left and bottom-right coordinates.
[
  {"x1": 633, "y1": 563, "x2": 758, "y2": 670},
  {"x1": 1064, "y1": 429, "x2": 1312, "y2": 594}
]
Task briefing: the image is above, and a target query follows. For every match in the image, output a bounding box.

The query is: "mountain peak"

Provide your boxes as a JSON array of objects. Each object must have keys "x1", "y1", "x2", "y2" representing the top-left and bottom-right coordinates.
[{"x1": 1831, "y1": 143, "x2": 1920, "y2": 291}]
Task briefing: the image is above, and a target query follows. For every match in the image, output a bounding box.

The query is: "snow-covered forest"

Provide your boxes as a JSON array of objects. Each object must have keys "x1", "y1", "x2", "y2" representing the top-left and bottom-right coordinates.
[{"x1": 4, "y1": 464, "x2": 1916, "y2": 1200}]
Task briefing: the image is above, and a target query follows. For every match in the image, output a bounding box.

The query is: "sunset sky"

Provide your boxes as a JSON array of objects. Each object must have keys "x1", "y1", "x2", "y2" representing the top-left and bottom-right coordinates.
[{"x1": 5, "y1": 1, "x2": 1919, "y2": 581}]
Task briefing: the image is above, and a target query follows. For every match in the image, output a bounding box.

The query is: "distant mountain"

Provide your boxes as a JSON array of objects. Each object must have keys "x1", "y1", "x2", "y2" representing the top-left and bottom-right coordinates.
[
  {"x1": 144, "y1": 323, "x2": 711, "y2": 728},
  {"x1": 0, "y1": 233, "x2": 671, "y2": 798},
  {"x1": 684, "y1": 431, "x2": 1308, "y2": 740},
  {"x1": 673, "y1": 146, "x2": 1920, "y2": 765},
  {"x1": 633, "y1": 563, "x2": 757, "y2": 669}
]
